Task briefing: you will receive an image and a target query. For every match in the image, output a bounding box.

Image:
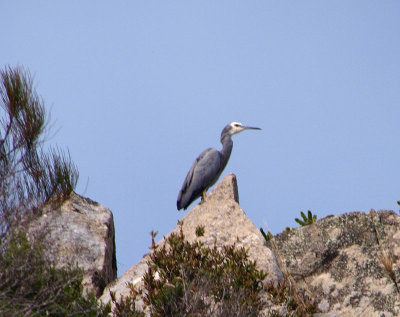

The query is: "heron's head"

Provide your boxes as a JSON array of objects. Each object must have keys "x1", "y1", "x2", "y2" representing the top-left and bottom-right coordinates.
[{"x1": 221, "y1": 122, "x2": 261, "y2": 140}]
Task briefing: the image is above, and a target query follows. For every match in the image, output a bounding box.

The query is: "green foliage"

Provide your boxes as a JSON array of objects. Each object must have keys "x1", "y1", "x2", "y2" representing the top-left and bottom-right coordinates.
[
  {"x1": 112, "y1": 224, "x2": 267, "y2": 316},
  {"x1": 0, "y1": 66, "x2": 106, "y2": 316},
  {"x1": 266, "y1": 274, "x2": 317, "y2": 316},
  {"x1": 195, "y1": 224, "x2": 205, "y2": 237},
  {"x1": 109, "y1": 285, "x2": 146, "y2": 317},
  {"x1": 0, "y1": 66, "x2": 78, "y2": 239},
  {"x1": 260, "y1": 227, "x2": 273, "y2": 242},
  {"x1": 0, "y1": 232, "x2": 110, "y2": 317},
  {"x1": 295, "y1": 210, "x2": 317, "y2": 227},
  {"x1": 146, "y1": 226, "x2": 267, "y2": 316}
]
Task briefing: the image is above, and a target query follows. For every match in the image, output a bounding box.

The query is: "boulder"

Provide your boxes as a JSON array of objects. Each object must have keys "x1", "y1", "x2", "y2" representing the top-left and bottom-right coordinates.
[
  {"x1": 267, "y1": 210, "x2": 400, "y2": 316},
  {"x1": 27, "y1": 192, "x2": 117, "y2": 297}
]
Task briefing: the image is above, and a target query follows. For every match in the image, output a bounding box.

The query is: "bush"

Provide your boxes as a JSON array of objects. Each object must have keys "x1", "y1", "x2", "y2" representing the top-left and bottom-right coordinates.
[
  {"x1": 0, "y1": 66, "x2": 78, "y2": 240},
  {"x1": 0, "y1": 66, "x2": 107, "y2": 316},
  {"x1": 0, "y1": 232, "x2": 110, "y2": 316},
  {"x1": 111, "y1": 223, "x2": 267, "y2": 316}
]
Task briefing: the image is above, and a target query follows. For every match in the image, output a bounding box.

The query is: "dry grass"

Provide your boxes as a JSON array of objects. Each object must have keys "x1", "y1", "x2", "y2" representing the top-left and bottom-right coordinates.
[{"x1": 380, "y1": 251, "x2": 399, "y2": 293}]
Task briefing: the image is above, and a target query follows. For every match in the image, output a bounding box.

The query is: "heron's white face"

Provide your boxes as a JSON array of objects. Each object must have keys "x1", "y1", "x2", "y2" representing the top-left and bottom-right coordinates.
[{"x1": 228, "y1": 122, "x2": 246, "y2": 135}]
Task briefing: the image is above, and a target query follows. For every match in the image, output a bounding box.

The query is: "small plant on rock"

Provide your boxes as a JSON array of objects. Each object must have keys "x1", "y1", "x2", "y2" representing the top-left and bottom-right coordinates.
[
  {"x1": 295, "y1": 210, "x2": 317, "y2": 227},
  {"x1": 266, "y1": 273, "x2": 317, "y2": 316},
  {"x1": 260, "y1": 227, "x2": 273, "y2": 242}
]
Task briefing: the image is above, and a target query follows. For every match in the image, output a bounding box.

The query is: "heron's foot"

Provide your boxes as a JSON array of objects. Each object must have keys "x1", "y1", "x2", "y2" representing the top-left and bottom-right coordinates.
[{"x1": 200, "y1": 190, "x2": 207, "y2": 203}]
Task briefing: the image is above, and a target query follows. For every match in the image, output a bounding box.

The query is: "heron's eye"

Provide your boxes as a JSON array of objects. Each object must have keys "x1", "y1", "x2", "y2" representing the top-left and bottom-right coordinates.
[{"x1": 234, "y1": 124, "x2": 240, "y2": 127}]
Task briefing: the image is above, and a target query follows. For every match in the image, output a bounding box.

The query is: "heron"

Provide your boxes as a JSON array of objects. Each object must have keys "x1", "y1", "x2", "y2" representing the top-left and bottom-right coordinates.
[{"x1": 177, "y1": 122, "x2": 261, "y2": 210}]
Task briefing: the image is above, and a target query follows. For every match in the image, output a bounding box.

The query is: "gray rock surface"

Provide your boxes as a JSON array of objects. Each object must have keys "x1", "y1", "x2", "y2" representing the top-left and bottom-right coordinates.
[
  {"x1": 268, "y1": 210, "x2": 400, "y2": 317},
  {"x1": 27, "y1": 192, "x2": 117, "y2": 297},
  {"x1": 96, "y1": 174, "x2": 400, "y2": 316},
  {"x1": 100, "y1": 174, "x2": 283, "y2": 307}
]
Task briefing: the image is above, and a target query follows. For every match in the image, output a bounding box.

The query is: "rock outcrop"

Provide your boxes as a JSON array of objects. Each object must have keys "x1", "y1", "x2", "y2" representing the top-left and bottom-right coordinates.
[
  {"x1": 40, "y1": 174, "x2": 398, "y2": 316},
  {"x1": 27, "y1": 193, "x2": 117, "y2": 297},
  {"x1": 100, "y1": 174, "x2": 283, "y2": 307},
  {"x1": 267, "y1": 210, "x2": 400, "y2": 317}
]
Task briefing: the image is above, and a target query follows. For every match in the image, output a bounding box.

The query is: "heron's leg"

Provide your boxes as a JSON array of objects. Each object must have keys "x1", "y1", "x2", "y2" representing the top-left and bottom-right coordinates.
[{"x1": 201, "y1": 190, "x2": 207, "y2": 203}]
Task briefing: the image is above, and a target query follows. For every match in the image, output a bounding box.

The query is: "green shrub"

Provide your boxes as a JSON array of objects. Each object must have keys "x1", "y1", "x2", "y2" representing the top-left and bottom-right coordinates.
[
  {"x1": 0, "y1": 232, "x2": 110, "y2": 316},
  {"x1": 111, "y1": 223, "x2": 267, "y2": 316},
  {"x1": 0, "y1": 66, "x2": 107, "y2": 316},
  {"x1": 0, "y1": 66, "x2": 78, "y2": 240}
]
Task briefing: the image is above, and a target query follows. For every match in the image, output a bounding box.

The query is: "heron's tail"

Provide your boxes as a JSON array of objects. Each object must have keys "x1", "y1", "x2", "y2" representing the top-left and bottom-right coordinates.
[{"x1": 177, "y1": 190, "x2": 190, "y2": 210}]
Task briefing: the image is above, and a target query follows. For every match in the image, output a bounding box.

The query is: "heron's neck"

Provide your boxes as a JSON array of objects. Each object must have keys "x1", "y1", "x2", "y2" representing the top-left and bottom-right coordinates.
[{"x1": 220, "y1": 135, "x2": 233, "y2": 167}]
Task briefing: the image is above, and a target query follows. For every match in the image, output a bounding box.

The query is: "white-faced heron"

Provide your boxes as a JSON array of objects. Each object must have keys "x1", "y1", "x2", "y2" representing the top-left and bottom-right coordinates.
[{"x1": 177, "y1": 122, "x2": 261, "y2": 210}]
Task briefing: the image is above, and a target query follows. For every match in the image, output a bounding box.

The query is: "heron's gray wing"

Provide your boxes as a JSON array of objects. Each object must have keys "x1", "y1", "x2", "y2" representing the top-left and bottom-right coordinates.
[
  {"x1": 190, "y1": 148, "x2": 221, "y2": 191},
  {"x1": 177, "y1": 148, "x2": 221, "y2": 209},
  {"x1": 180, "y1": 148, "x2": 219, "y2": 193}
]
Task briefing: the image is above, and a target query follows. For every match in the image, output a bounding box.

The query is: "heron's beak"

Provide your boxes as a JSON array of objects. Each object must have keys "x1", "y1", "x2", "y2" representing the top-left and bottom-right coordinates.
[{"x1": 243, "y1": 126, "x2": 261, "y2": 130}]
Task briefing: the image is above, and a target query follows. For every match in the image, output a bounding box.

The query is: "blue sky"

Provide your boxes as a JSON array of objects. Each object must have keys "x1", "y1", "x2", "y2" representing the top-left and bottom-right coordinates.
[{"x1": 2, "y1": 2, "x2": 399, "y2": 276}]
